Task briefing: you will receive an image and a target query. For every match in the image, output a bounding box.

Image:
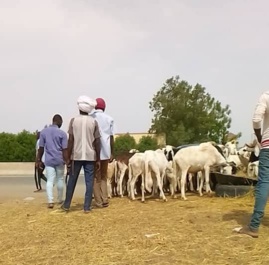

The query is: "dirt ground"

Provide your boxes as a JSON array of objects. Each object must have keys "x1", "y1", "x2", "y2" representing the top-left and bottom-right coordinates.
[{"x1": 1, "y1": 191, "x2": 269, "y2": 265}]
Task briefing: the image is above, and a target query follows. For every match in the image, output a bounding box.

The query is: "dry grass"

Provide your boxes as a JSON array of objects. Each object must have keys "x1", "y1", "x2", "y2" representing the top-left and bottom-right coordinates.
[{"x1": 1, "y1": 193, "x2": 269, "y2": 265}]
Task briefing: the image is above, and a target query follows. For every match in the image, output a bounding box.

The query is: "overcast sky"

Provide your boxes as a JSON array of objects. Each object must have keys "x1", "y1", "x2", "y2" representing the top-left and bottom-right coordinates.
[{"x1": 1, "y1": 0, "x2": 268, "y2": 145}]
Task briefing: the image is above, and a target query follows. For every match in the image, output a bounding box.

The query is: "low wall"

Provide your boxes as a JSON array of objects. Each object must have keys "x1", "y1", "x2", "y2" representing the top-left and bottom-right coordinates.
[
  {"x1": 0, "y1": 162, "x2": 35, "y2": 176},
  {"x1": 0, "y1": 162, "x2": 85, "y2": 177}
]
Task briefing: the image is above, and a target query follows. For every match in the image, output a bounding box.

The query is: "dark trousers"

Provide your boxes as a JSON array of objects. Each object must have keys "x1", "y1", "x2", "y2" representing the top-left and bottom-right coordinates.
[{"x1": 63, "y1": 160, "x2": 95, "y2": 211}]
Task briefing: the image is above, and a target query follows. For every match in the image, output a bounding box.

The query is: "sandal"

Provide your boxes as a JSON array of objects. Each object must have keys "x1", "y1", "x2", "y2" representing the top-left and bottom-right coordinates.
[
  {"x1": 102, "y1": 202, "x2": 109, "y2": 207},
  {"x1": 60, "y1": 205, "x2": 69, "y2": 212},
  {"x1": 234, "y1": 226, "x2": 259, "y2": 238},
  {"x1": 48, "y1": 203, "x2": 54, "y2": 209}
]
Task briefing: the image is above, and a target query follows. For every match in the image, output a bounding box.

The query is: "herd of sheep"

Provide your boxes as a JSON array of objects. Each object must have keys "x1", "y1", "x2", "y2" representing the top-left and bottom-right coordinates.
[{"x1": 104, "y1": 139, "x2": 259, "y2": 202}]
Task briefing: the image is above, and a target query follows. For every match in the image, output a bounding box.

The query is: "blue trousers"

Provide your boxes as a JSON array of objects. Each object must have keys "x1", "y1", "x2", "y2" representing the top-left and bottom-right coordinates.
[
  {"x1": 63, "y1": 161, "x2": 95, "y2": 211},
  {"x1": 249, "y1": 149, "x2": 269, "y2": 230}
]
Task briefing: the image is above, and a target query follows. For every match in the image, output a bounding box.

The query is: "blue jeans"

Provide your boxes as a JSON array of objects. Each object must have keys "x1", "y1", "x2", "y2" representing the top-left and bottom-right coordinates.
[
  {"x1": 63, "y1": 161, "x2": 95, "y2": 211},
  {"x1": 45, "y1": 165, "x2": 64, "y2": 204},
  {"x1": 249, "y1": 149, "x2": 269, "y2": 230}
]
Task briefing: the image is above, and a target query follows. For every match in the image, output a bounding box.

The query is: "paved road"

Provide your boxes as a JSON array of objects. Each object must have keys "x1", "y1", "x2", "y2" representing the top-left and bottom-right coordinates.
[{"x1": 0, "y1": 176, "x2": 87, "y2": 203}]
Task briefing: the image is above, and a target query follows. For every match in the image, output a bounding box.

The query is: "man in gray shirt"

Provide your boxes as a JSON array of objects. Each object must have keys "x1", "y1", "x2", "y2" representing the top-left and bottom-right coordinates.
[{"x1": 61, "y1": 96, "x2": 101, "y2": 213}]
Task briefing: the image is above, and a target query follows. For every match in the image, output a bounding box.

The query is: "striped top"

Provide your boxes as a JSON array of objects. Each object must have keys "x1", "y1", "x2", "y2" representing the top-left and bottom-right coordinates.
[
  {"x1": 253, "y1": 91, "x2": 269, "y2": 149},
  {"x1": 68, "y1": 115, "x2": 101, "y2": 161}
]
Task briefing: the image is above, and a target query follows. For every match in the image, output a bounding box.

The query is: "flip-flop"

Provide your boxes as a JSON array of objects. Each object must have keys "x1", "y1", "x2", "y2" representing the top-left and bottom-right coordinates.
[
  {"x1": 233, "y1": 226, "x2": 259, "y2": 238},
  {"x1": 60, "y1": 205, "x2": 69, "y2": 212},
  {"x1": 48, "y1": 203, "x2": 54, "y2": 209}
]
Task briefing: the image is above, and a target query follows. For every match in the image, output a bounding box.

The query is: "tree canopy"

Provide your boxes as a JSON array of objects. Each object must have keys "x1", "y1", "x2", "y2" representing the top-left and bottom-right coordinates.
[
  {"x1": 149, "y1": 75, "x2": 234, "y2": 146},
  {"x1": 136, "y1": 136, "x2": 159, "y2": 152},
  {"x1": 114, "y1": 134, "x2": 159, "y2": 155},
  {"x1": 0, "y1": 130, "x2": 36, "y2": 162},
  {"x1": 114, "y1": 134, "x2": 137, "y2": 155}
]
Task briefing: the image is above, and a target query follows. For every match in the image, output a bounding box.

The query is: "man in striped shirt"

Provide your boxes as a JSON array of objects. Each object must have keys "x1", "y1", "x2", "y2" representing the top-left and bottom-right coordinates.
[
  {"x1": 236, "y1": 91, "x2": 269, "y2": 238},
  {"x1": 61, "y1": 96, "x2": 101, "y2": 213}
]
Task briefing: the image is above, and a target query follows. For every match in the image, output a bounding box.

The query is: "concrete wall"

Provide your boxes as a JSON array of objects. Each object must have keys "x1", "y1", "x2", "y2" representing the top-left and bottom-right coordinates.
[
  {"x1": 0, "y1": 162, "x2": 85, "y2": 176},
  {"x1": 0, "y1": 162, "x2": 35, "y2": 176}
]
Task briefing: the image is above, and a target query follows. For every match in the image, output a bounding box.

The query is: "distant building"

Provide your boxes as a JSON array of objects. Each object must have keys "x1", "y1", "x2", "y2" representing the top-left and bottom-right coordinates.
[{"x1": 114, "y1": 132, "x2": 166, "y2": 147}]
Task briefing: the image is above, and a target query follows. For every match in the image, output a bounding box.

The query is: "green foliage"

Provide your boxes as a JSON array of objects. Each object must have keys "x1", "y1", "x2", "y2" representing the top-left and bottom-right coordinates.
[
  {"x1": 136, "y1": 136, "x2": 159, "y2": 152},
  {"x1": 149, "y1": 75, "x2": 233, "y2": 146},
  {"x1": 0, "y1": 130, "x2": 36, "y2": 162},
  {"x1": 114, "y1": 133, "x2": 137, "y2": 155}
]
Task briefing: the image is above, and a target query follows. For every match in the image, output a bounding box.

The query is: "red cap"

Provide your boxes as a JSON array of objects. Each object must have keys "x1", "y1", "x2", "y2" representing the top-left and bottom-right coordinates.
[{"x1": 95, "y1": 98, "x2": 106, "y2": 110}]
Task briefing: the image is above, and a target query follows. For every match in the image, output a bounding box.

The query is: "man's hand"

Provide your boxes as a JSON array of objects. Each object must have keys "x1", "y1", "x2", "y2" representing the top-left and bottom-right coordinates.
[
  {"x1": 96, "y1": 161, "x2": 101, "y2": 171},
  {"x1": 35, "y1": 161, "x2": 44, "y2": 170},
  {"x1": 109, "y1": 154, "x2": 114, "y2": 163},
  {"x1": 66, "y1": 159, "x2": 71, "y2": 172},
  {"x1": 66, "y1": 164, "x2": 71, "y2": 175},
  {"x1": 65, "y1": 159, "x2": 70, "y2": 167}
]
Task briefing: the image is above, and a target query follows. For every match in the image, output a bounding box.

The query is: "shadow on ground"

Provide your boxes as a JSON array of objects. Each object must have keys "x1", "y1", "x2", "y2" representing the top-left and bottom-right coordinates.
[{"x1": 222, "y1": 209, "x2": 269, "y2": 227}]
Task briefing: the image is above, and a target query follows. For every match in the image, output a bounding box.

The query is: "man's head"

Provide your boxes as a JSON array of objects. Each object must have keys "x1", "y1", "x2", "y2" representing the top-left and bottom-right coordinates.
[
  {"x1": 95, "y1": 98, "x2": 106, "y2": 111},
  {"x1": 36, "y1": 131, "x2": 40, "y2": 140},
  {"x1": 52, "y1": 114, "x2": 63, "y2": 128},
  {"x1": 77, "y1": 95, "x2": 97, "y2": 115}
]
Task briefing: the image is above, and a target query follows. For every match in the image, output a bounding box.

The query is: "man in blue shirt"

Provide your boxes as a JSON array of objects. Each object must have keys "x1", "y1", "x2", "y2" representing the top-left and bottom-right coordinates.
[
  {"x1": 36, "y1": 114, "x2": 69, "y2": 208},
  {"x1": 91, "y1": 98, "x2": 115, "y2": 208}
]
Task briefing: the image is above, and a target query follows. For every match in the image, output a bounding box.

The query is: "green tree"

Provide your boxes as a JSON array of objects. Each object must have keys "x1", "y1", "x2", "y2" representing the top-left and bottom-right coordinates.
[
  {"x1": 0, "y1": 130, "x2": 36, "y2": 162},
  {"x1": 149, "y1": 75, "x2": 232, "y2": 146},
  {"x1": 136, "y1": 136, "x2": 159, "y2": 152},
  {"x1": 16, "y1": 130, "x2": 36, "y2": 161},
  {"x1": 114, "y1": 133, "x2": 137, "y2": 155}
]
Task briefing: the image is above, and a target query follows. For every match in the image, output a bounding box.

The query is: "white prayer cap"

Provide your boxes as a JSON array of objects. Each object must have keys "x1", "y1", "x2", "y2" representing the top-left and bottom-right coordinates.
[{"x1": 77, "y1": 95, "x2": 97, "y2": 113}]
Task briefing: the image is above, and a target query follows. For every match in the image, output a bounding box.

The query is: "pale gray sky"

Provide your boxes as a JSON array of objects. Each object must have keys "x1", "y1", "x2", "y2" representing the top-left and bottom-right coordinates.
[{"x1": 1, "y1": 0, "x2": 269, "y2": 145}]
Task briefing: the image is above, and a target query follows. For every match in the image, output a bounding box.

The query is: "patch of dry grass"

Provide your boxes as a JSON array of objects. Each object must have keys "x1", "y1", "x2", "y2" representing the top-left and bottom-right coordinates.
[{"x1": 1, "y1": 193, "x2": 269, "y2": 265}]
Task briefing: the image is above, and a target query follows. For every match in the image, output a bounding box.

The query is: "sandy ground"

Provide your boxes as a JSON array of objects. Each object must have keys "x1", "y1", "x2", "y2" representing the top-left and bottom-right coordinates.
[{"x1": 1, "y1": 177, "x2": 269, "y2": 265}]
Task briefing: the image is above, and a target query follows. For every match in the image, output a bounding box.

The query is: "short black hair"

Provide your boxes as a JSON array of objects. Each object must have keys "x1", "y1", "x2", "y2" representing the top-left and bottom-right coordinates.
[{"x1": 52, "y1": 114, "x2": 62, "y2": 123}]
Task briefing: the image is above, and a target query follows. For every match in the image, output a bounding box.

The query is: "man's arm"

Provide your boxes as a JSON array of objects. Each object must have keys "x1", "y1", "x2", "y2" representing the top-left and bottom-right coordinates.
[
  {"x1": 110, "y1": 135, "x2": 114, "y2": 156},
  {"x1": 36, "y1": 147, "x2": 44, "y2": 163},
  {"x1": 67, "y1": 118, "x2": 74, "y2": 160},
  {"x1": 67, "y1": 134, "x2": 74, "y2": 160},
  {"x1": 253, "y1": 93, "x2": 267, "y2": 143},
  {"x1": 95, "y1": 137, "x2": 101, "y2": 162},
  {"x1": 93, "y1": 121, "x2": 101, "y2": 171},
  {"x1": 110, "y1": 119, "x2": 115, "y2": 160},
  {"x1": 36, "y1": 132, "x2": 45, "y2": 167},
  {"x1": 94, "y1": 121, "x2": 101, "y2": 161},
  {"x1": 61, "y1": 132, "x2": 69, "y2": 164}
]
